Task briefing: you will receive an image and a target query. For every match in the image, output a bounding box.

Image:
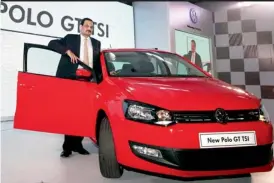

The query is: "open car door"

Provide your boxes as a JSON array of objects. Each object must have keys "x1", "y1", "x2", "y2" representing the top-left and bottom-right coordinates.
[{"x1": 14, "y1": 43, "x2": 96, "y2": 137}]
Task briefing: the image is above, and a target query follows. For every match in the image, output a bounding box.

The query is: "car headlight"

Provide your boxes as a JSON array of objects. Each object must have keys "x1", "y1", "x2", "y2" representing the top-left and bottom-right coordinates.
[
  {"x1": 259, "y1": 103, "x2": 271, "y2": 123},
  {"x1": 123, "y1": 100, "x2": 174, "y2": 126}
]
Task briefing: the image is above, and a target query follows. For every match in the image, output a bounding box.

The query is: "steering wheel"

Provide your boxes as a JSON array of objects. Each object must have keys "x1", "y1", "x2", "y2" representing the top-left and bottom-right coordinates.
[
  {"x1": 110, "y1": 69, "x2": 122, "y2": 75},
  {"x1": 115, "y1": 69, "x2": 122, "y2": 73}
]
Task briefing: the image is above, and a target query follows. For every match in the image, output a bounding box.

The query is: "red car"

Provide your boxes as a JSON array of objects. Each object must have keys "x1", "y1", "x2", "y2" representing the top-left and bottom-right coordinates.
[{"x1": 14, "y1": 43, "x2": 273, "y2": 179}]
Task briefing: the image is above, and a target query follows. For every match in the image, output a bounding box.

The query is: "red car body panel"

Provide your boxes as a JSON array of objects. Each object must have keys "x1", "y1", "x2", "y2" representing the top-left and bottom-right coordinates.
[
  {"x1": 14, "y1": 44, "x2": 273, "y2": 179},
  {"x1": 110, "y1": 77, "x2": 260, "y2": 110},
  {"x1": 14, "y1": 72, "x2": 97, "y2": 137}
]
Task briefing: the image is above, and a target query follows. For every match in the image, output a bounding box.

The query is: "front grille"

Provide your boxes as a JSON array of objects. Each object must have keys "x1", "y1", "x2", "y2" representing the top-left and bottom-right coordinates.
[{"x1": 172, "y1": 109, "x2": 259, "y2": 123}]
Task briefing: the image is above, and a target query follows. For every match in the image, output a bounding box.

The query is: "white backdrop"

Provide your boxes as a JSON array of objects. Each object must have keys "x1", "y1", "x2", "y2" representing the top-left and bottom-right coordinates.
[{"x1": 0, "y1": 1, "x2": 135, "y2": 119}]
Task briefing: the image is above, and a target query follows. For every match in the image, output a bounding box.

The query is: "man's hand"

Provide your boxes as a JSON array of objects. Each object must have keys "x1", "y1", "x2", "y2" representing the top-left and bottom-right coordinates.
[
  {"x1": 66, "y1": 50, "x2": 79, "y2": 64},
  {"x1": 110, "y1": 71, "x2": 117, "y2": 75}
]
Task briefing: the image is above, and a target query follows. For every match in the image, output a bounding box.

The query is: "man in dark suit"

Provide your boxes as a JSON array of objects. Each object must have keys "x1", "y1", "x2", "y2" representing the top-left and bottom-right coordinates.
[
  {"x1": 184, "y1": 40, "x2": 203, "y2": 69},
  {"x1": 47, "y1": 17, "x2": 101, "y2": 158}
]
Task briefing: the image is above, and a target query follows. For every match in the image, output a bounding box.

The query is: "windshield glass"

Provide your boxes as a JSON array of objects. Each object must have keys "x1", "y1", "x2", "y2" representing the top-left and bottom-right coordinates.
[{"x1": 104, "y1": 51, "x2": 208, "y2": 77}]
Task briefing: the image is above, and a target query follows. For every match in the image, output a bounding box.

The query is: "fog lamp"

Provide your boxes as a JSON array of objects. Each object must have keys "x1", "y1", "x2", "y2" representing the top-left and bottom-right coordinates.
[{"x1": 132, "y1": 145, "x2": 163, "y2": 158}]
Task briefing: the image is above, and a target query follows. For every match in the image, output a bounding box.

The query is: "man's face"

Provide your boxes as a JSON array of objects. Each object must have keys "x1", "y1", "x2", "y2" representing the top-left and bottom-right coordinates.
[
  {"x1": 80, "y1": 20, "x2": 94, "y2": 37},
  {"x1": 191, "y1": 42, "x2": 196, "y2": 52}
]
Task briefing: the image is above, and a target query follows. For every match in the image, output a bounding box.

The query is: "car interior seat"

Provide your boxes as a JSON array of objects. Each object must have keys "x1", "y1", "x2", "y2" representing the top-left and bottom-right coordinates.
[
  {"x1": 136, "y1": 61, "x2": 155, "y2": 73},
  {"x1": 120, "y1": 63, "x2": 135, "y2": 75}
]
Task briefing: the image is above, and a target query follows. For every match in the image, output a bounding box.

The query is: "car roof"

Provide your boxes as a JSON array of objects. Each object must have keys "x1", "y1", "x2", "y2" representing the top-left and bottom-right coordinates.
[{"x1": 102, "y1": 48, "x2": 172, "y2": 54}]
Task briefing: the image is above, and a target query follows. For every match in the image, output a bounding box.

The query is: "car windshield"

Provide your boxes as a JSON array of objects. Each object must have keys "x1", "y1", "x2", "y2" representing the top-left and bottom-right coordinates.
[{"x1": 104, "y1": 51, "x2": 208, "y2": 77}]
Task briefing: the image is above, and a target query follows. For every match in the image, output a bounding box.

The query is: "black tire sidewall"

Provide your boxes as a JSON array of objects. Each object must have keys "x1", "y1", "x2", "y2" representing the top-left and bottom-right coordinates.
[{"x1": 98, "y1": 117, "x2": 123, "y2": 178}]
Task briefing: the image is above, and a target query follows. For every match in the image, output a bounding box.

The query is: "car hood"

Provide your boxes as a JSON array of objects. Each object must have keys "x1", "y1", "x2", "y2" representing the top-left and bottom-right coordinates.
[{"x1": 110, "y1": 77, "x2": 259, "y2": 110}]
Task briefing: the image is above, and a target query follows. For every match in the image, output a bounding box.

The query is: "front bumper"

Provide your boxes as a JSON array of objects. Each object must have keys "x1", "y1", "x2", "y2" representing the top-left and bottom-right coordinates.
[
  {"x1": 113, "y1": 119, "x2": 274, "y2": 178},
  {"x1": 129, "y1": 141, "x2": 273, "y2": 171}
]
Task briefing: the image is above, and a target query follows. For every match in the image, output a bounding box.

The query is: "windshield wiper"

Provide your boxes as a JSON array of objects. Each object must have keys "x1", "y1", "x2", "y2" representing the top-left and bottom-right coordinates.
[
  {"x1": 146, "y1": 74, "x2": 208, "y2": 77},
  {"x1": 171, "y1": 75, "x2": 208, "y2": 78}
]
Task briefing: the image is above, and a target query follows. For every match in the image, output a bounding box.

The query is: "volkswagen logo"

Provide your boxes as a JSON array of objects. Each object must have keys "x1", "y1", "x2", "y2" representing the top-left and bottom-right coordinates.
[
  {"x1": 189, "y1": 8, "x2": 198, "y2": 24},
  {"x1": 215, "y1": 108, "x2": 228, "y2": 124}
]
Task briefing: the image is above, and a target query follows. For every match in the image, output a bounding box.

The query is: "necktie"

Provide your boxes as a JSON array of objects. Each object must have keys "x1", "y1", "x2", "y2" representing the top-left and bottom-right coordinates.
[
  {"x1": 191, "y1": 52, "x2": 195, "y2": 63},
  {"x1": 83, "y1": 38, "x2": 89, "y2": 65}
]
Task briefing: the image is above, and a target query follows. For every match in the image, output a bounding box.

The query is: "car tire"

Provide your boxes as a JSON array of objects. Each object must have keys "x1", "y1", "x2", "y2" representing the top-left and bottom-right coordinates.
[{"x1": 98, "y1": 117, "x2": 123, "y2": 178}]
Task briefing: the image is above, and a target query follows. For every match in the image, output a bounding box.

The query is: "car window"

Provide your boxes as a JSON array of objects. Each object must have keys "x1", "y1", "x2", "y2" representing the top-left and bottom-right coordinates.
[
  {"x1": 104, "y1": 51, "x2": 207, "y2": 78},
  {"x1": 25, "y1": 45, "x2": 96, "y2": 82},
  {"x1": 162, "y1": 57, "x2": 176, "y2": 74},
  {"x1": 150, "y1": 57, "x2": 163, "y2": 74},
  {"x1": 177, "y1": 62, "x2": 188, "y2": 75},
  {"x1": 112, "y1": 61, "x2": 131, "y2": 70},
  {"x1": 27, "y1": 47, "x2": 61, "y2": 77}
]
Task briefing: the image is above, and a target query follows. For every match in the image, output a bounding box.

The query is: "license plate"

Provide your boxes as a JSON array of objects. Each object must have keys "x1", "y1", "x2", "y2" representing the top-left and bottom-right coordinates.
[{"x1": 199, "y1": 131, "x2": 257, "y2": 148}]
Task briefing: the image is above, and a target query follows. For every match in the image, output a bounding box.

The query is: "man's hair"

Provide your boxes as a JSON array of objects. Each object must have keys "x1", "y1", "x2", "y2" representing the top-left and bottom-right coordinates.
[
  {"x1": 191, "y1": 40, "x2": 196, "y2": 46},
  {"x1": 80, "y1": 18, "x2": 93, "y2": 25}
]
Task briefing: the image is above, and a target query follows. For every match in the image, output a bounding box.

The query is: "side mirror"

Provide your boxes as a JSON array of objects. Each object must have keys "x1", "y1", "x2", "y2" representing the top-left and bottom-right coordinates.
[{"x1": 76, "y1": 68, "x2": 92, "y2": 81}]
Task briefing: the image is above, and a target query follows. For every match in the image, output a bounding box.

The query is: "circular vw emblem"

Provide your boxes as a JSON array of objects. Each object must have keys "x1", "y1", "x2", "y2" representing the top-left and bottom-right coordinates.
[
  {"x1": 215, "y1": 108, "x2": 228, "y2": 124},
  {"x1": 189, "y1": 8, "x2": 198, "y2": 24}
]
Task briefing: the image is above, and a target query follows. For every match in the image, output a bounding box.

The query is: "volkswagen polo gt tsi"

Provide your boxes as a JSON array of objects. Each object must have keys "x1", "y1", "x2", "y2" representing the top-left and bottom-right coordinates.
[{"x1": 14, "y1": 43, "x2": 273, "y2": 179}]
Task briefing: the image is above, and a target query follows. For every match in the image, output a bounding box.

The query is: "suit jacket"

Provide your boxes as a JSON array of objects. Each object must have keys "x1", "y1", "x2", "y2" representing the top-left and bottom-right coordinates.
[
  {"x1": 184, "y1": 51, "x2": 203, "y2": 69},
  {"x1": 47, "y1": 34, "x2": 101, "y2": 79}
]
